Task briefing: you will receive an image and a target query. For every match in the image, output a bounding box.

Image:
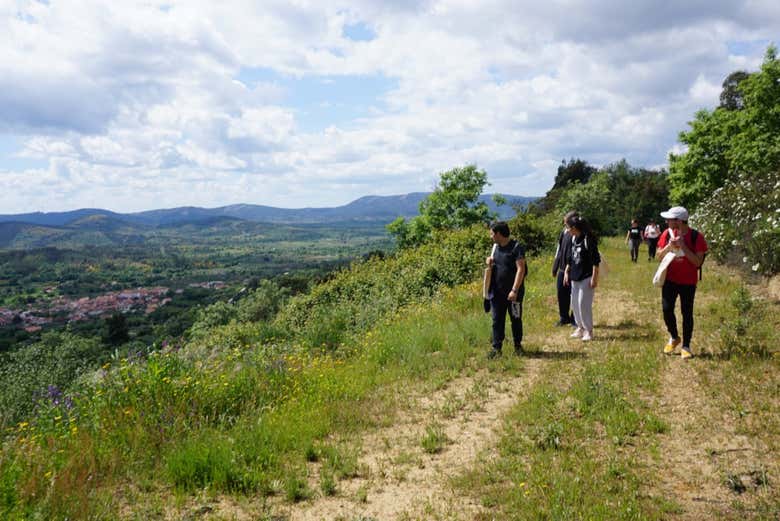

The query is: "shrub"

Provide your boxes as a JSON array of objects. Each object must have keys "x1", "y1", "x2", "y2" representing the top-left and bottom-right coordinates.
[
  {"x1": 692, "y1": 169, "x2": 780, "y2": 276},
  {"x1": 716, "y1": 286, "x2": 773, "y2": 358},
  {"x1": 274, "y1": 225, "x2": 491, "y2": 350},
  {"x1": 0, "y1": 332, "x2": 103, "y2": 426}
]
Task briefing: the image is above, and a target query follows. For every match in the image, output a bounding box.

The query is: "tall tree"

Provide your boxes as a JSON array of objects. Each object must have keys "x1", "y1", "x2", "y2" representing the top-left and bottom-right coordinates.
[
  {"x1": 669, "y1": 45, "x2": 780, "y2": 209},
  {"x1": 388, "y1": 165, "x2": 493, "y2": 248},
  {"x1": 719, "y1": 70, "x2": 750, "y2": 110}
]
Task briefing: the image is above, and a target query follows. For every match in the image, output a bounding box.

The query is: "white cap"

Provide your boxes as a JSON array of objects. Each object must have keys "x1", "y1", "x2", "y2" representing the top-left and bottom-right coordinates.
[{"x1": 660, "y1": 206, "x2": 689, "y2": 221}]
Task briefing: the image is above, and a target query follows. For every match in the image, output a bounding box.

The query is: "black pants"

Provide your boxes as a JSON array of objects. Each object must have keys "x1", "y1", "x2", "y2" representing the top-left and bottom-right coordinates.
[
  {"x1": 556, "y1": 270, "x2": 574, "y2": 324},
  {"x1": 647, "y1": 237, "x2": 659, "y2": 259},
  {"x1": 629, "y1": 239, "x2": 641, "y2": 262},
  {"x1": 662, "y1": 281, "x2": 697, "y2": 348},
  {"x1": 491, "y1": 287, "x2": 524, "y2": 350}
]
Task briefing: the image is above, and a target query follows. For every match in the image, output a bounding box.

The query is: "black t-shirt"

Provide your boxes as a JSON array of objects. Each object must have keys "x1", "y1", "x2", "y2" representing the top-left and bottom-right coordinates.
[
  {"x1": 492, "y1": 239, "x2": 525, "y2": 295},
  {"x1": 567, "y1": 234, "x2": 601, "y2": 281},
  {"x1": 628, "y1": 226, "x2": 642, "y2": 242}
]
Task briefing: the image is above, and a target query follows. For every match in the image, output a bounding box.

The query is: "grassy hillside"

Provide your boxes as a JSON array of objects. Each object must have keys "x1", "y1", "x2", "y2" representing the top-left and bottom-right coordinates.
[{"x1": 1, "y1": 232, "x2": 778, "y2": 520}]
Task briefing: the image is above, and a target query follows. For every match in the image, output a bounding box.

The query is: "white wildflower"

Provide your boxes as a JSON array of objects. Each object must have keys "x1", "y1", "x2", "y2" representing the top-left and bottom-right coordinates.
[
  {"x1": 743, "y1": 256, "x2": 749, "y2": 263},
  {"x1": 731, "y1": 239, "x2": 739, "y2": 246},
  {"x1": 752, "y1": 263, "x2": 760, "y2": 272}
]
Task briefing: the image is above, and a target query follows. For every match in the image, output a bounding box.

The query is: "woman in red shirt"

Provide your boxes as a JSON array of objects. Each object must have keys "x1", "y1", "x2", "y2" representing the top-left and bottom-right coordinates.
[{"x1": 656, "y1": 207, "x2": 708, "y2": 359}]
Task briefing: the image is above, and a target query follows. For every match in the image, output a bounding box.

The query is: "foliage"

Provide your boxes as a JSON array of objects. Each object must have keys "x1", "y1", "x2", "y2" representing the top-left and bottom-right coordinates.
[
  {"x1": 275, "y1": 225, "x2": 490, "y2": 350},
  {"x1": 719, "y1": 70, "x2": 750, "y2": 110},
  {"x1": 552, "y1": 161, "x2": 670, "y2": 236},
  {"x1": 716, "y1": 286, "x2": 773, "y2": 358},
  {"x1": 534, "y1": 158, "x2": 598, "y2": 213},
  {"x1": 0, "y1": 332, "x2": 103, "y2": 426},
  {"x1": 507, "y1": 210, "x2": 557, "y2": 256},
  {"x1": 387, "y1": 165, "x2": 495, "y2": 248},
  {"x1": 691, "y1": 169, "x2": 780, "y2": 275},
  {"x1": 669, "y1": 45, "x2": 780, "y2": 209}
]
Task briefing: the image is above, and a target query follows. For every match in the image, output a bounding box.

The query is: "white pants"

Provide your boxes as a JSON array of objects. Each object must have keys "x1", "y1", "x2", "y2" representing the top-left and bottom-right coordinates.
[{"x1": 571, "y1": 277, "x2": 594, "y2": 332}]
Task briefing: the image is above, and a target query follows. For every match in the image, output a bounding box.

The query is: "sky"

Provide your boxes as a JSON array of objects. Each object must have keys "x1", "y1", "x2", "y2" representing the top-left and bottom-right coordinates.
[{"x1": 1, "y1": 1, "x2": 778, "y2": 213}]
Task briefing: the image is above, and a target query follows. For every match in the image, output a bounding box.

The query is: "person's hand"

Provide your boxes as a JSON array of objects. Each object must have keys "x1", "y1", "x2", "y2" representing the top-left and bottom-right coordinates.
[
  {"x1": 590, "y1": 278, "x2": 598, "y2": 289},
  {"x1": 485, "y1": 256, "x2": 494, "y2": 266},
  {"x1": 563, "y1": 272, "x2": 570, "y2": 286},
  {"x1": 508, "y1": 290, "x2": 518, "y2": 302}
]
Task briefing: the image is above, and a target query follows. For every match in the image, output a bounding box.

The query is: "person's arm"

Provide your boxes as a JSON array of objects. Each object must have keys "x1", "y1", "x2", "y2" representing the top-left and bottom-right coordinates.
[
  {"x1": 590, "y1": 265, "x2": 599, "y2": 288},
  {"x1": 625, "y1": 230, "x2": 630, "y2": 242},
  {"x1": 509, "y1": 258, "x2": 525, "y2": 301},
  {"x1": 590, "y1": 240, "x2": 601, "y2": 288},
  {"x1": 656, "y1": 230, "x2": 672, "y2": 260}
]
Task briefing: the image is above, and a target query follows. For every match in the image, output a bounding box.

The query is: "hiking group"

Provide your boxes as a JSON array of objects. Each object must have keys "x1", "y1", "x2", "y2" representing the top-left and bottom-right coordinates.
[{"x1": 484, "y1": 205, "x2": 707, "y2": 360}]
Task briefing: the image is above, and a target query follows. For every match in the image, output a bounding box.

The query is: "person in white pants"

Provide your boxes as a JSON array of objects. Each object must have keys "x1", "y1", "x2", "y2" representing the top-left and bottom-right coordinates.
[{"x1": 563, "y1": 215, "x2": 601, "y2": 341}]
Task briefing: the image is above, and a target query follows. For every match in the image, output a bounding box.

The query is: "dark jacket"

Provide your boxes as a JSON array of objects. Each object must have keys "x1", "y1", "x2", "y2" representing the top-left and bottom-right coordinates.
[{"x1": 552, "y1": 229, "x2": 573, "y2": 275}]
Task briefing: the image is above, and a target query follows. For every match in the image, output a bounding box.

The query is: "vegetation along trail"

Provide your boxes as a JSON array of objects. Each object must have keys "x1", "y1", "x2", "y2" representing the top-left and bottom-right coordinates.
[{"x1": 265, "y1": 238, "x2": 779, "y2": 520}]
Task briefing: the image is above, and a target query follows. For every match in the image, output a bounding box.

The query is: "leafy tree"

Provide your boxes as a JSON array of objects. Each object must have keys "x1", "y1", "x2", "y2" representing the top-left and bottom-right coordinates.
[
  {"x1": 552, "y1": 160, "x2": 670, "y2": 236},
  {"x1": 387, "y1": 165, "x2": 494, "y2": 248},
  {"x1": 670, "y1": 45, "x2": 780, "y2": 209},
  {"x1": 553, "y1": 158, "x2": 597, "y2": 189},
  {"x1": 534, "y1": 158, "x2": 597, "y2": 213},
  {"x1": 719, "y1": 70, "x2": 750, "y2": 110},
  {"x1": 235, "y1": 280, "x2": 290, "y2": 323}
]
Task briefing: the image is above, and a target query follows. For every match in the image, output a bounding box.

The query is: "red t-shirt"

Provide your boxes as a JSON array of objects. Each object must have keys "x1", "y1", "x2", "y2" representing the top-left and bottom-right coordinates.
[{"x1": 657, "y1": 228, "x2": 708, "y2": 285}]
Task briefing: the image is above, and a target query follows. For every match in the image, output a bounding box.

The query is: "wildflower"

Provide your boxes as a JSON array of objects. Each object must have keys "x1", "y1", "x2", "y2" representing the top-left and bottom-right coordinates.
[
  {"x1": 752, "y1": 263, "x2": 760, "y2": 272},
  {"x1": 743, "y1": 257, "x2": 749, "y2": 263}
]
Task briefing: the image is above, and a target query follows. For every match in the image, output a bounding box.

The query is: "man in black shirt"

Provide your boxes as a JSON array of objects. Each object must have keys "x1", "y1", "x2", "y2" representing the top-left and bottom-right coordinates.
[{"x1": 485, "y1": 221, "x2": 526, "y2": 358}]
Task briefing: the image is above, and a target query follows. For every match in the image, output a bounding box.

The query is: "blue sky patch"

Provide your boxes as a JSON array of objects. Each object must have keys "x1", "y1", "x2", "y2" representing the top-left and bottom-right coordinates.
[
  {"x1": 0, "y1": 136, "x2": 47, "y2": 171},
  {"x1": 727, "y1": 39, "x2": 771, "y2": 56},
  {"x1": 343, "y1": 21, "x2": 376, "y2": 42},
  {"x1": 237, "y1": 67, "x2": 397, "y2": 132}
]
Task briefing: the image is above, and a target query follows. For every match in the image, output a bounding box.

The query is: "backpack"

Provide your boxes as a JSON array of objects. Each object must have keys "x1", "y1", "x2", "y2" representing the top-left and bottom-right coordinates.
[{"x1": 690, "y1": 229, "x2": 706, "y2": 280}]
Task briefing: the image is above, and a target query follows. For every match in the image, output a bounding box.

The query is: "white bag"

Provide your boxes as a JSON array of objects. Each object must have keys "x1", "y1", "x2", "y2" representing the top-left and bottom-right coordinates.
[
  {"x1": 483, "y1": 244, "x2": 497, "y2": 299},
  {"x1": 653, "y1": 252, "x2": 676, "y2": 287}
]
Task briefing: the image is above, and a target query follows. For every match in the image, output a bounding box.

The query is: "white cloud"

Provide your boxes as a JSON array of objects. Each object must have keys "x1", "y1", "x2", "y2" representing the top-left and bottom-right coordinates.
[{"x1": 0, "y1": 1, "x2": 778, "y2": 213}]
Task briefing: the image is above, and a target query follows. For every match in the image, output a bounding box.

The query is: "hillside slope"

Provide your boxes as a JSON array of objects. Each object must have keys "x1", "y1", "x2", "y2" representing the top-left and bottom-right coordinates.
[{"x1": 1, "y1": 237, "x2": 777, "y2": 520}]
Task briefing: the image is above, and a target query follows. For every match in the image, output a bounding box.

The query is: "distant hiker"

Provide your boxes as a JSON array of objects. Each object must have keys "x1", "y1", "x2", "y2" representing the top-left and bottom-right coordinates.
[
  {"x1": 485, "y1": 221, "x2": 526, "y2": 358},
  {"x1": 564, "y1": 215, "x2": 600, "y2": 342},
  {"x1": 552, "y1": 210, "x2": 578, "y2": 327},
  {"x1": 656, "y1": 206, "x2": 708, "y2": 359},
  {"x1": 644, "y1": 219, "x2": 661, "y2": 261},
  {"x1": 625, "y1": 219, "x2": 643, "y2": 263}
]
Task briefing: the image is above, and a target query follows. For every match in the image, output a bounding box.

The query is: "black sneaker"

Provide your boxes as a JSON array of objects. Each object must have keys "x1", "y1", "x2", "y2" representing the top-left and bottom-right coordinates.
[
  {"x1": 487, "y1": 348, "x2": 502, "y2": 359},
  {"x1": 553, "y1": 320, "x2": 568, "y2": 327},
  {"x1": 513, "y1": 345, "x2": 524, "y2": 356}
]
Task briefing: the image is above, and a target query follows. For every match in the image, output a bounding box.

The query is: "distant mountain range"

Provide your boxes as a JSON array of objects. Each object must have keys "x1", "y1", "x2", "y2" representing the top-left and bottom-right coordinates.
[
  {"x1": 1, "y1": 193, "x2": 535, "y2": 227},
  {"x1": 0, "y1": 193, "x2": 537, "y2": 249}
]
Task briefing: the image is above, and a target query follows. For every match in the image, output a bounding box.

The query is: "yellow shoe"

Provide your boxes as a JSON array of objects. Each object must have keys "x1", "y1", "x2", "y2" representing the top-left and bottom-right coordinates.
[
  {"x1": 663, "y1": 338, "x2": 681, "y2": 355},
  {"x1": 680, "y1": 347, "x2": 694, "y2": 360}
]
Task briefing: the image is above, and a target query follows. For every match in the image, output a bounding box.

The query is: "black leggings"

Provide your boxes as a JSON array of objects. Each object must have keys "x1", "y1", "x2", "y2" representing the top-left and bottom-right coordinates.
[
  {"x1": 629, "y1": 239, "x2": 641, "y2": 262},
  {"x1": 647, "y1": 237, "x2": 659, "y2": 259},
  {"x1": 662, "y1": 281, "x2": 697, "y2": 347}
]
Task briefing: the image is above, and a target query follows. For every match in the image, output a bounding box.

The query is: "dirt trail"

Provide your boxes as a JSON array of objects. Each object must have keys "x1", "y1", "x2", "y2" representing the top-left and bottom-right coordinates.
[
  {"x1": 283, "y1": 363, "x2": 543, "y2": 521},
  {"x1": 652, "y1": 353, "x2": 775, "y2": 520}
]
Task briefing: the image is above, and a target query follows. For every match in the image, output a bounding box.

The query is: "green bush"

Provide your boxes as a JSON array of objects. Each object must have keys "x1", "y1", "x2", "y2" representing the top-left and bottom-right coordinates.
[
  {"x1": 717, "y1": 286, "x2": 773, "y2": 358},
  {"x1": 0, "y1": 332, "x2": 103, "y2": 427},
  {"x1": 692, "y1": 169, "x2": 780, "y2": 276},
  {"x1": 274, "y1": 225, "x2": 491, "y2": 350}
]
